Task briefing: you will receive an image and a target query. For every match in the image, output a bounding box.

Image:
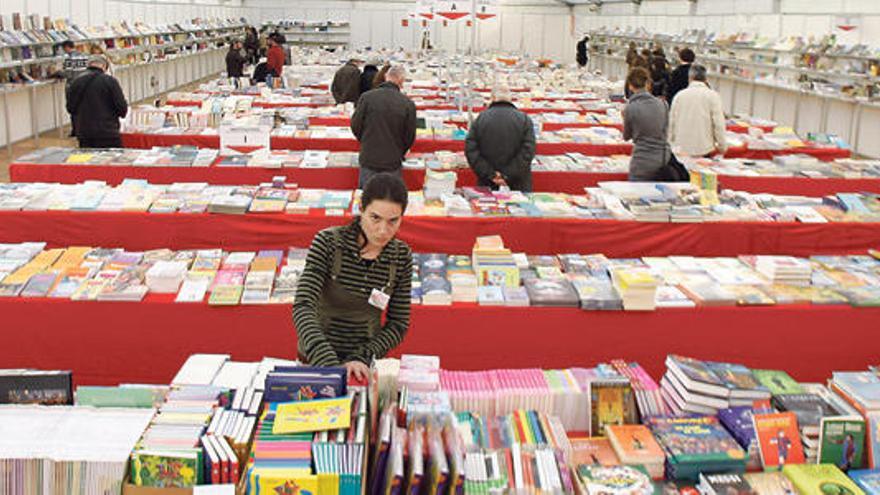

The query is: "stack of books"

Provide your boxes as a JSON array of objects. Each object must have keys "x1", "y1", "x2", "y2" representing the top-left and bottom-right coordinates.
[
  {"x1": 646, "y1": 415, "x2": 747, "y2": 481},
  {"x1": 423, "y1": 169, "x2": 457, "y2": 200},
  {"x1": 611, "y1": 267, "x2": 659, "y2": 310},
  {"x1": 661, "y1": 355, "x2": 771, "y2": 416}
]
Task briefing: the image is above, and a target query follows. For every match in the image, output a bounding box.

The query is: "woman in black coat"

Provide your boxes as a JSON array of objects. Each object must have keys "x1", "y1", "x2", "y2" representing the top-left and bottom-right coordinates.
[{"x1": 360, "y1": 64, "x2": 378, "y2": 95}]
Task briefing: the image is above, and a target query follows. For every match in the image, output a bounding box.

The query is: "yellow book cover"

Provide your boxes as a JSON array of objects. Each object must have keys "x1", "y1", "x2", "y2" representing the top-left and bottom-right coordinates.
[
  {"x1": 317, "y1": 472, "x2": 340, "y2": 495},
  {"x1": 252, "y1": 471, "x2": 319, "y2": 495},
  {"x1": 273, "y1": 396, "x2": 352, "y2": 435},
  {"x1": 52, "y1": 247, "x2": 92, "y2": 270},
  {"x1": 250, "y1": 257, "x2": 279, "y2": 272},
  {"x1": 65, "y1": 153, "x2": 95, "y2": 164}
]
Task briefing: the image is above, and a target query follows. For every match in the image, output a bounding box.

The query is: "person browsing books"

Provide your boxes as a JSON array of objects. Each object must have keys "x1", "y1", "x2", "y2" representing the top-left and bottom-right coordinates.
[{"x1": 293, "y1": 173, "x2": 413, "y2": 380}]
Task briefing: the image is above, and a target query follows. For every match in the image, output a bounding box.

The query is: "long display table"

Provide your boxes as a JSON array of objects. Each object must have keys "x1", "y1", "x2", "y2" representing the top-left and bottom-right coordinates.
[
  {"x1": 117, "y1": 132, "x2": 851, "y2": 162},
  {"x1": 10, "y1": 162, "x2": 880, "y2": 196},
  {"x1": 0, "y1": 210, "x2": 878, "y2": 257},
  {"x1": 0, "y1": 296, "x2": 874, "y2": 385}
]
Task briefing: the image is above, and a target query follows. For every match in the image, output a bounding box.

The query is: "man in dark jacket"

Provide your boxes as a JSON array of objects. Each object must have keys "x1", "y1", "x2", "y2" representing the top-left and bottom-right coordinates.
[
  {"x1": 666, "y1": 47, "x2": 695, "y2": 104},
  {"x1": 465, "y1": 86, "x2": 536, "y2": 192},
  {"x1": 226, "y1": 40, "x2": 246, "y2": 78},
  {"x1": 576, "y1": 35, "x2": 589, "y2": 68},
  {"x1": 351, "y1": 65, "x2": 417, "y2": 189},
  {"x1": 65, "y1": 55, "x2": 128, "y2": 148},
  {"x1": 332, "y1": 58, "x2": 363, "y2": 105}
]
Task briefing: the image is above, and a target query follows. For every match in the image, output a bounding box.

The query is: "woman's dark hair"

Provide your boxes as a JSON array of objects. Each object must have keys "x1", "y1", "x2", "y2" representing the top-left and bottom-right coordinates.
[
  {"x1": 626, "y1": 67, "x2": 651, "y2": 91},
  {"x1": 373, "y1": 63, "x2": 391, "y2": 88},
  {"x1": 361, "y1": 172, "x2": 408, "y2": 212},
  {"x1": 353, "y1": 173, "x2": 408, "y2": 247},
  {"x1": 679, "y1": 48, "x2": 696, "y2": 64}
]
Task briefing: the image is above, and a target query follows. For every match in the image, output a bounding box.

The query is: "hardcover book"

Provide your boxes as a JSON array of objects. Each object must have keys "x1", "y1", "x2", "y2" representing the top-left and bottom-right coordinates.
[{"x1": 753, "y1": 412, "x2": 806, "y2": 470}]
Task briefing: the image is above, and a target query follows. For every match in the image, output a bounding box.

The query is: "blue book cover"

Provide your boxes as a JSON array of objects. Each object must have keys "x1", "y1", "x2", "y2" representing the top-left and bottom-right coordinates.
[
  {"x1": 718, "y1": 406, "x2": 758, "y2": 449},
  {"x1": 849, "y1": 469, "x2": 880, "y2": 495},
  {"x1": 646, "y1": 415, "x2": 747, "y2": 464},
  {"x1": 264, "y1": 367, "x2": 346, "y2": 402}
]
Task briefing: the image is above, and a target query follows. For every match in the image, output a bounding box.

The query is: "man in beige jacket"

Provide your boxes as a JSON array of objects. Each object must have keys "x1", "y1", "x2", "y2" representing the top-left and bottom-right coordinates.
[{"x1": 668, "y1": 65, "x2": 728, "y2": 157}]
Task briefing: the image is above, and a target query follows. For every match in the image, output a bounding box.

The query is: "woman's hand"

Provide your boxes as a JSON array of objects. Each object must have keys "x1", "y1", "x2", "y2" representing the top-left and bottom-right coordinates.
[{"x1": 344, "y1": 361, "x2": 370, "y2": 382}]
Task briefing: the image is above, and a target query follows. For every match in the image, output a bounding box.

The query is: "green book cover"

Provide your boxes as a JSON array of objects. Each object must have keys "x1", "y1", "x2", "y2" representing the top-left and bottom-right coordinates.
[
  {"x1": 782, "y1": 464, "x2": 866, "y2": 495},
  {"x1": 75, "y1": 386, "x2": 156, "y2": 408},
  {"x1": 131, "y1": 449, "x2": 202, "y2": 487},
  {"x1": 753, "y1": 369, "x2": 806, "y2": 396},
  {"x1": 818, "y1": 418, "x2": 866, "y2": 472}
]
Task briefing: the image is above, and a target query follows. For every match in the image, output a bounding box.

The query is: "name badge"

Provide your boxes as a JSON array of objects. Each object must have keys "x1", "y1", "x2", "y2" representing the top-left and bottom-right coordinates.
[{"x1": 368, "y1": 288, "x2": 390, "y2": 311}]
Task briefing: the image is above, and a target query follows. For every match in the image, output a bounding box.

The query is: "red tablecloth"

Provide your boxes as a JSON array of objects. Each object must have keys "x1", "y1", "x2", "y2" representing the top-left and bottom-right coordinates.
[
  {"x1": 725, "y1": 146, "x2": 851, "y2": 161},
  {"x1": 164, "y1": 99, "x2": 602, "y2": 114},
  {"x1": 1, "y1": 210, "x2": 878, "y2": 257},
  {"x1": 9, "y1": 162, "x2": 626, "y2": 192},
  {"x1": 0, "y1": 296, "x2": 874, "y2": 385}
]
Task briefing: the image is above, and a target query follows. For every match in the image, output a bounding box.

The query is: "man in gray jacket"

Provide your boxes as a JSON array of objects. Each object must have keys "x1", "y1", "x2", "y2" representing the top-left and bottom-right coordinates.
[
  {"x1": 465, "y1": 86, "x2": 536, "y2": 192},
  {"x1": 351, "y1": 65, "x2": 417, "y2": 188}
]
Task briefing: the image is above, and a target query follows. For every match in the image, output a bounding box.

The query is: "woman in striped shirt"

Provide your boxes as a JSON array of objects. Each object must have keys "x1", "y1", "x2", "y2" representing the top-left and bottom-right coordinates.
[{"x1": 293, "y1": 173, "x2": 413, "y2": 380}]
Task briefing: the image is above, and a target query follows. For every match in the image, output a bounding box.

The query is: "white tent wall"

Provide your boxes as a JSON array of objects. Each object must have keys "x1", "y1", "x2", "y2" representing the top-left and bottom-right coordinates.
[
  {"x1": 243, "y1": 0, "x2": 577, "y2": 62},
  {"x1": 0, "y1": 0, "x2": 255, "y2": 148}
]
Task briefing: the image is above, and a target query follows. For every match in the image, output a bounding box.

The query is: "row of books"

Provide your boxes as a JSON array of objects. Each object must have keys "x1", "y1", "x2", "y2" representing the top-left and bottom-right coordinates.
[
  {"x1": 6, "y1": 176, "x2": 880, "y2": 225},
  {"x1": 2, "y1": 240, "x2": 880, "y2": 308},
  {"x1": 16, "y1": 144, "x2": 880, "y2": 180}
]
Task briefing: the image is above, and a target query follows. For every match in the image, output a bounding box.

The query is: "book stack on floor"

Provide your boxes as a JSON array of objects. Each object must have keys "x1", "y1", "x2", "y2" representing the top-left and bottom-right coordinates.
[{"x1": 660, "y1": 355, "x2": 771, "y2": 416}]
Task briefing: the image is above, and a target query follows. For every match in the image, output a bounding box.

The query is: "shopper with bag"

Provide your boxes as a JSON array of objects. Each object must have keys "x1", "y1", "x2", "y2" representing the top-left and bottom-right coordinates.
[
  {"x1": 622, "y1": 67, "x2": 672, "y2": 181},
  {"x1": 293, "y1": 173, "x2": 413, "y2": 380}
]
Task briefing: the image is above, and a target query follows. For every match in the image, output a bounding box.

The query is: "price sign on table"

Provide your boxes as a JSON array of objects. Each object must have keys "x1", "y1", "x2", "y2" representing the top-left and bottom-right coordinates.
[{"x1": 220, "y1": 124, "x2": 271, "y2": 155}]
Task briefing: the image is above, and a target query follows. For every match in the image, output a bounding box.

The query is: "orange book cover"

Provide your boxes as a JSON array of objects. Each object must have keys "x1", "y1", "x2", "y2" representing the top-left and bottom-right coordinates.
[
  {"x1": 605, "y1": 424, "x2": 666, "y2": 465},
  {"x1": 570, "y1": 438, "x2": 620, "y2": 467},
  {"x1": 753, "y1": 411, "x2": 806, "y2": 470}
]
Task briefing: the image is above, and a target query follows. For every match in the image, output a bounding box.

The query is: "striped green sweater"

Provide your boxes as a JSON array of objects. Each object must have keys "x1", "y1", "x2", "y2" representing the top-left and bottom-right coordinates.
[{"x1": 293, "y1": 224, "x2": 413, "y2": 366}]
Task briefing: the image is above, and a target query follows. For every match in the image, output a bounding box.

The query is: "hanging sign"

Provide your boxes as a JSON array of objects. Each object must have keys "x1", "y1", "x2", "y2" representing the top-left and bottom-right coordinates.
[
  {"x1": 416, "y1": 0, "x2": 435, "y2": 20},
  {"x1": 435, "y1": 0, "x2": 469, "y2": 21},
  {"x1": 475, "y1": 0, "x2": 497, "y2": 20},
  {"x1": 220, "y1": 124, "x2": 271, "y2": 155}
]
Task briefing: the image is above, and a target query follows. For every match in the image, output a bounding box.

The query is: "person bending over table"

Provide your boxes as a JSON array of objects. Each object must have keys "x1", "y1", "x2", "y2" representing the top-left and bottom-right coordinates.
[{"x1": 293, "y1": 173, "x2": 413, "y2": 380}]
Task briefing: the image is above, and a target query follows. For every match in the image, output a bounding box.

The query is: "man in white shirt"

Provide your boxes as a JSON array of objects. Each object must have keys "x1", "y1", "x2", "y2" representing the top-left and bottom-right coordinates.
[{"x1": 668, "y1": 65, "x2": 727, "y2": 158}]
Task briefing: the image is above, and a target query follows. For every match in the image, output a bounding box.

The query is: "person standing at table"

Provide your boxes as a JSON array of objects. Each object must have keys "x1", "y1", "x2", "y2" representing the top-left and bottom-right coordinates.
[
  {"x1": 576, "y1": 35, "x2": 589, "y2": 68},
  {"x1": 66, "y1": 55, "x2": 128, "y2": 149},
  {"x1": 667, "y1": 47, "x2": 695, "y2": 104},
  {"x1": 351, "y1": 65, "x2": 417, "y2": 189},
  {"x1": 373, "y1": 62, "x2": 391, "y2": 89},
  {"x1": 293, "y1": 173, "x2": 413, "y2": 380},
  {"x1": 465, "y1": 85, "x2": 536, "y2": 192},
  {"x1": 266, "y1": 35, "x2": 285, "y2": 80},
  {"x1": 668, "y1": 65, "x2": 727, "y2": 158},
  {"x1": 225, "y1": 40, "x2": 246, "y2": 78},
  {"x1": 244, "y1": 26, "x2": 259, "y2": 65},
  {"x1": 360, "y1": 61, "x2": 379, "y2": 95},
  {"x1": 623, "y1": 67, "x2": 670, "y2": 181},
  {"x1": 332, "y1": 57, "x2": 363, "y2": 105}
]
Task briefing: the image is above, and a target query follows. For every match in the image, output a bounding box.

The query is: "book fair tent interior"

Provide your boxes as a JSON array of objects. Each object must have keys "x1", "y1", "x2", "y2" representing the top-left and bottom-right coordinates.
[{"x1": 3, "y1": 0, "x2": 880, "y2": 493}]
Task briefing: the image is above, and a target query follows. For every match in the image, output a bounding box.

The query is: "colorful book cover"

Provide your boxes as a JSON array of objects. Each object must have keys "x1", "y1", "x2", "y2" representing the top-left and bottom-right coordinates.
[
  {"x1": 743, "y1": 472, "x2": 797, "y2": 495},
  {"x1": 576, "y1": 465, "x2": 653, "y2": 495},
  {"x1": 752, "y1": 370, "x2": 805, "y2": 396},
  {"x1": 646, "y1": 416, "x2": 746, "y2": 464},
  {"x1": 782, "y1": 464, "x2": 866, "y2": 495},
  {"x1": 752, "y1": 412, "x2": 806, "y2": 471},
  {"x1": 273, "y1": 396, "x2": 352, "y2": 435},
  {"x1": 590, "y1": 381, "x2": 638, "y2": 436},
  {"x1": 818, "y1": 417, "x2": 866, "y2": 472},
  {"x1": 705, "y1": 361, "x2": 769, "y2": 397},
  {"x1": 849, "y1": 470, "x2": 880, "y2": 495},
  {"x1": 130, "y1": 449, "x2": 201, "y2": 487}
]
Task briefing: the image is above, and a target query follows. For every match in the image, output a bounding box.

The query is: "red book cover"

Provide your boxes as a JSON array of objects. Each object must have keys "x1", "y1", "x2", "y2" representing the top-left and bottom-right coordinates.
[{"x1": 752, "y1": 412, "x2": 806, "y2": 470}]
